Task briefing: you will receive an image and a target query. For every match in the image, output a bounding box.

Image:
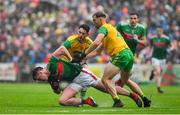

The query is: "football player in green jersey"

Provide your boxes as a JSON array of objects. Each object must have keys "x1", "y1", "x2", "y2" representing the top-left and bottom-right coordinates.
[
  {"x1": 150, "y1": 26, "x2": 171, "y2": 93},
  {"x1": 116, "y1": 12, "x2": 151, "y2": 107},
  {"x1": 32, "y1": 45, "x2": 142, "y2": 107}
]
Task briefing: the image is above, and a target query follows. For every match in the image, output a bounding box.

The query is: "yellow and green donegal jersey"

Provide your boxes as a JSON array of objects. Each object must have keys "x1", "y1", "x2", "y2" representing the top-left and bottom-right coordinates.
[
  {"x1": 98, "y1": 23, "x2": 129, "y2": 57},
  {"x1": 62, "y1": 35, "x2": 93, "y2": 61}
]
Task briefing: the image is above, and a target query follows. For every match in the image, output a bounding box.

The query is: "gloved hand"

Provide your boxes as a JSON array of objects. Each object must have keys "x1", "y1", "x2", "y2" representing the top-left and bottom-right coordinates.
[{"x1": 71, "y1": 51, "x2": 86, "y2": 64}]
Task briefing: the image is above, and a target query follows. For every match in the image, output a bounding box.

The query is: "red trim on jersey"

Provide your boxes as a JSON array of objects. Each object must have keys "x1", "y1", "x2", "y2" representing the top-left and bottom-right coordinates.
[
  {"x1": 121, "y1": 31, "x2": 142, "y2": 40},
  {"x1": 57, "y1": 62, "x2": 63, "y2": 77},
  {"x1": 121, "y1": 31, "x2": 133, "y2": 40},
  {"x1": 81, "y1": 69, "x2": 97, "y2": 80}
]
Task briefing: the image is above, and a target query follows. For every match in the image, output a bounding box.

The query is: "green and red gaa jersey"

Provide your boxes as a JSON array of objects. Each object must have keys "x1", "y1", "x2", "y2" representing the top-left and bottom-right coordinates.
[
  {"x1": 150, "y1": 35, "x2": 170, "y2": 59},
  {"x1": 116, "y1": 23, "x2": 146, "y2": 54},
  {"x1": 47, "y1": 56, "x2": 83, "y2": 82}
]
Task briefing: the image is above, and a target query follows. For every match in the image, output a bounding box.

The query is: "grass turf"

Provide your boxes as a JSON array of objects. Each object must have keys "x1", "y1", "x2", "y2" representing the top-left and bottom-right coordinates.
[{"x1": 0, "y1": 83, "x2": 180, "y2": 114}]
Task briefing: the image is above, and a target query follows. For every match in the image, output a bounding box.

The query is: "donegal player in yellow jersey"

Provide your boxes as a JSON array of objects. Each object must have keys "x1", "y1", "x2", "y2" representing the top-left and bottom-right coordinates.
[
  {"x1": 63, "y1": 24, "x2": 92, "y2": 65},
  {"x1": 63, "y1": 24, "x2": 93, "y2": 101},
  {"x1": 85, "y1": 11, "x2": 142, "y2": 107}
]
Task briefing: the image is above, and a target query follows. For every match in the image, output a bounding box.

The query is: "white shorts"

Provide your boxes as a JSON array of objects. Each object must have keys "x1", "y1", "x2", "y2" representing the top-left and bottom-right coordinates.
[
  {"x1": 152, "y1": 58, "x2": 166, "y2": 68},
  {"x1": 68, "y1": 68, "x2": 100, "y2": 92}
]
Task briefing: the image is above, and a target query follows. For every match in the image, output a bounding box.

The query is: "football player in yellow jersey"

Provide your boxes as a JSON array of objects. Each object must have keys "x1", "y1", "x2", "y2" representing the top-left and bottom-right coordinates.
[
  {"x1": 63, "y1": 24, "x2": 93, "y2": 65},
  {"x1": 62, "y1": 24, "x2": 93, "y2": 102},
  {"x1": 85, "y1": 11, "x2": 142, "y2": 107}
]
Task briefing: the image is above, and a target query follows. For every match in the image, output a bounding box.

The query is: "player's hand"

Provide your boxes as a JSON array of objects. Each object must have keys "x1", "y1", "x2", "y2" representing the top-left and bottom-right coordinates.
[
  {"x1": 53, "y1": 89, "x2": 61, "y2": 94},
  {"x1": 72, "y1": 51, "x2": 86, "y2": 63},
  {"x1": 49, "y1": 80, "x2": 61, "y2": 94}
]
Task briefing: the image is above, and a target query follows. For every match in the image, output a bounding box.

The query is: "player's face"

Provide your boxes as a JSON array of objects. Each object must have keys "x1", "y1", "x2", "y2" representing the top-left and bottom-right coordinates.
[
  {"x1": 77, "y1": 28, "x2": 88, "y2": 40},
  {"x1": 157, "y1": 28, "x2": 163, "y2": 36},
  {"x1": 92, "y1": 16, "x2": 101, "y2": 28},
  {"x1": 130, "y1": 15, "x2": 138, "y2": 27},
  {"x1": 36, "y1": 69, "x2": 49, "y2": 81}
]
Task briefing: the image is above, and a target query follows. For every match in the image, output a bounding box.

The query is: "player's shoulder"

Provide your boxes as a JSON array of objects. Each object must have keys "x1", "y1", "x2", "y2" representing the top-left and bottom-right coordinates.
[
  {"x1": 67, "y1": 35, "x2": 78, "y2": 41},
  {"x1": 85, "y1": 36, "x2": 93, "y2": 44},
  {"x1": 150, "y1": 35, "x2": 157, "y2": 39},
  {"x1": 137, "y1": 23, "x2": 145, "y2": 29},
  {"x1": 117, "y1": 22, "x2": 129, "y2": 27},
  {"x1": 85, "y1": 36, "x2": 93, "y2": 41},
  {"x1": 162, "y1": 34, "x2": 169, "y2": 40}
]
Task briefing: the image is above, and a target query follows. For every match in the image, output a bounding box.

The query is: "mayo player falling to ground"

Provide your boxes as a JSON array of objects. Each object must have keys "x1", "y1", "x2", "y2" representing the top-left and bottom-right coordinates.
[{"x1": 32, "y1": 45, "x2": 142, "y2": 107}]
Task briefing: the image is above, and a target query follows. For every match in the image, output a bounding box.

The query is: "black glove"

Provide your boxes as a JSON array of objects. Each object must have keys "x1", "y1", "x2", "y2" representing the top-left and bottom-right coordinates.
[
  {"x1": 50, "y1": 81, "x2": 61, "y2": 94},
  {"x1": 72, "y1": 51, "x2": 86, "y2": 63}
]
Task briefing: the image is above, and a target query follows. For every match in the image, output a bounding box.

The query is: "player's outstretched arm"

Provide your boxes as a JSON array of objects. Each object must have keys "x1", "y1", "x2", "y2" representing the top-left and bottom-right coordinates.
[
  {"x1": 52, "y1": 45, "x2": 72, "y2": 61},
  {"x1": 85, "y1": 33, "x2": 105, "y2": 55},
  {"x1": 85, "y1": 43, "x2": 103, "y2": 60}
]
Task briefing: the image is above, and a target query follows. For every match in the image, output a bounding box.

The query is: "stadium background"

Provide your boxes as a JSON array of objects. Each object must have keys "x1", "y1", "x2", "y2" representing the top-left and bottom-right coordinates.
[{"x1": 0, "y1": 0, "x2": 180, "y2": 114}]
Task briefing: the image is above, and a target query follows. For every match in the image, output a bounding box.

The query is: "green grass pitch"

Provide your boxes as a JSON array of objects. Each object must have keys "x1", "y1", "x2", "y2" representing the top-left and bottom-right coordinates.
[{"x1": 0, "y1": 83, "x2": 180, "y2": 114}]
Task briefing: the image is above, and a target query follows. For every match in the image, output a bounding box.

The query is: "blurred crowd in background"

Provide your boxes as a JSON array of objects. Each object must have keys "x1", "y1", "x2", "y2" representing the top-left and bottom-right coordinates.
[{"x1": 0, "y1": 0, "x2": 180, "y2": 65}]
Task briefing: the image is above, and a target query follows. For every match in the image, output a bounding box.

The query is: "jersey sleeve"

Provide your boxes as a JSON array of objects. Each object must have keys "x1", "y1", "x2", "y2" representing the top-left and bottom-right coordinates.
[
  {"x1": 141, "y1": 27, "x2": 146, "y2": 38},
  {"x1": 166, "y1": 37, "x2": 171, "y2": 46},
  {"x1": 63, "y1": 40, "x2": 71, "y2": 49},
  {"x1": 98, "y1": 26, "x2": 108, "y2": 36},
  {"x1": 87, "y1": 37, "x2": 93, "y2": 45},
  {"x1": 116, "y1": 24, "x2": 122, "y2": 32}
]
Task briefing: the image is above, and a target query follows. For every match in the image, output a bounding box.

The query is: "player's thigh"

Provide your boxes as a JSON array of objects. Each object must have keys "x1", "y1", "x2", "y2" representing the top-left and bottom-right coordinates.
[{"x1": 102, "y1": 62, "x2": 120, "y2": 80}]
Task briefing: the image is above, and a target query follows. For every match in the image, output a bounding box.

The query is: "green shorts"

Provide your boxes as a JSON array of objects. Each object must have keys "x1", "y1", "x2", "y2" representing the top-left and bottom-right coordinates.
[{"x1": 110, "y1": 48, "x2": 134, "y2": 73}]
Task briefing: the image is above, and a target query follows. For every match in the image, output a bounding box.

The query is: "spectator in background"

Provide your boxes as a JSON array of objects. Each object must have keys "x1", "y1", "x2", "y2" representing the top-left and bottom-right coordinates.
[{"x1": 0, "y1": 0, "x2": 179, "y2": 64}]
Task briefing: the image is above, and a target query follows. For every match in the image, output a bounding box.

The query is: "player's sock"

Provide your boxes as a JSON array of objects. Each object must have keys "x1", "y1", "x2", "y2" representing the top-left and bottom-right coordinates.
[
  {"x1": 80, "y1": 88, "x2": 87, "y2": 100},
  {"x1": 129, "y1": 92, "x2": 142, "y2": 107},
  {"x1": 157, "y1": 87, "x2": 164, "y2": 94},
  {"x1": 82, "y1": 96, "x2": 98, "y2": 107},
  {"x1": 112, "y1": 96, "x2": 124, "y2": 107},
  {"x1": 149, "y1": 70, "x2": 154, "y2": 80}
]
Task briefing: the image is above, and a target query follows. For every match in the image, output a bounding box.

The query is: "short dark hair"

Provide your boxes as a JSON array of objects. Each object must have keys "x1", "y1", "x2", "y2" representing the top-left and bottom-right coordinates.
[
  {"x1": 157, "y1": 25, "x2": 163, "y2": 29},
  {"x1": 79, "y1": 24, "x2": 90, "y2": 33},
  {"x1": 32, "y1": 67, "x2": 43, "y2": 80},
  {"x1": 130, "y1": 12, "x2": 139, "y2": 18},
  {"x1": 92, "y1": 11, "x2": 107, "y2": 18}
]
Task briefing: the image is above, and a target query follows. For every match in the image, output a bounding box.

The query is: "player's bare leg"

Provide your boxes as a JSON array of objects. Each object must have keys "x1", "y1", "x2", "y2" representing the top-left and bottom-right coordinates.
[
  {"x1": 93, "y1": 80, "x2": 142, "y2": 107},
  {"x1": 125, "y1": 79, "x2": 151, "y2": 107},
  {"x1": 154, "y1": 65, "x2": 163, "y2": 93},
  {"x1": 59, "y1": 86, "x2": 80, "y2": 106},
  {"x1": 101, "y1": 62, "x2": 124, "y2": 107},
  {"x1": 59, "y1": 86, "x2": 97, "y2": 107}
]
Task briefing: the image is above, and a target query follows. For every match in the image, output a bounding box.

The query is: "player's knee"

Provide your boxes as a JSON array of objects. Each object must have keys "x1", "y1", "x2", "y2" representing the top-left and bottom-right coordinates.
[{"x1": 59, "y1": 98, "x2": 66, "y2": 106}]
